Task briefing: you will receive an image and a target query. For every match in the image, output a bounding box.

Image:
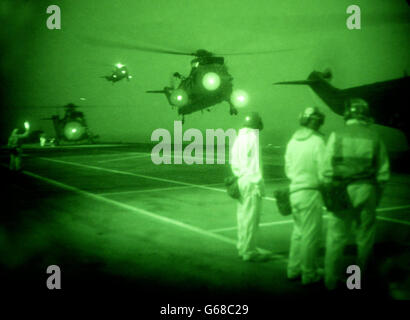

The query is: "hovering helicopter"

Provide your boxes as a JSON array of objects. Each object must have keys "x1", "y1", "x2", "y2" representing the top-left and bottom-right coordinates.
[
  {"x1": 41, "y1": 103, "x2": 98, "y2": 145},
  {"x1": 84, "y1": 37, "x2": 290, "y2": 123},
  {"x1": 146, "y1": 49, "x2": 239, "y2": 123},
  {"x1": 275, "y1": 70, "x2": 410, "y2": 143},
  {"x1": 102, "y1": 63, "x2": 132, "y2": 83}
]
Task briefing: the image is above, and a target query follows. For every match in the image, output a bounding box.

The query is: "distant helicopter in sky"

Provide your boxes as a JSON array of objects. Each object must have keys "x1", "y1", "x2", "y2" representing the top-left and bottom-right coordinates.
[
  {"x1": 85, "y1": 37, "x2": 291, "y2": 123},
  {"x1": 41, "y1": 103, "x2": 98, "y2": 145},
  {"x1": 102, "y1": 63, "x2": 132, "y2": 83},
  {"x1": 275, "y1": 70, "x2": 410, "y2": 143}
]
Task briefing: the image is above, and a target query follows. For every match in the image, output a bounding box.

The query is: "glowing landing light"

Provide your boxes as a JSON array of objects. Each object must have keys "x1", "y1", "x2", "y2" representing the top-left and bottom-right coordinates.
[
  {"x1": 64, "y1": 122, "x2": 85, "y2": 140},
  {"x1": 202, "y1": 72, "x2": 221, "y2": 91},
  {"x1": 170, "y1": 89, "x2": 188, "y2": 106},
  {"x1": 121, "y1": 70, "x2": 126, "y2": 74},
  {"x1": 128, "y1": 75, "x2": 132, "y2": 79},
  {"x1": 116, "y1": 63, "x2": 124, "y2": 68},
  {"x1": 230, "y1": 89, "x2": 249, "y2": 108},
  {"x1": 24, "y1": 121, "x2": 30, "y2": 129}
]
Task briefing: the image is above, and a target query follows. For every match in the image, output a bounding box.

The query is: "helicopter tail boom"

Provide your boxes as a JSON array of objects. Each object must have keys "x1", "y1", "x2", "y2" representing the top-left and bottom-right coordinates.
[
  {"x1": 275, "y1": 80, "x2": 315, "y2": 85},
  {"x1": 275, "y1": 70, "x2": 344, "y2": 116},
  {"x1": 146, "y1": 90, "x2": 167, "y2": 94}
]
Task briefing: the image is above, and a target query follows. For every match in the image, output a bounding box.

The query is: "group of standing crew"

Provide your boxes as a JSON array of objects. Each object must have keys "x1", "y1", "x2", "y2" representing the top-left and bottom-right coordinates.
[{"x1": 230, "y1": 98, "x2": 390, "y2": 290}]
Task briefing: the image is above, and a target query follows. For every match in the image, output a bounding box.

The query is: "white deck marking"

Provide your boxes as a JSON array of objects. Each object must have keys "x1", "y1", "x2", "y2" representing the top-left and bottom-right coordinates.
[
  {"x1": 210, "y1": 206, "x2": 410, "y2": 233},
  {"x1": 210, "y1": 219, "x2": 294, "y2": 233},
  {"x1": 377, "y1": 216, "x2": 410, "y2": 226},
  {"x1": 39, "y1": 157, "x2": 410, "y2": 229},
  {"x1": 99, "y1": 182, "x2": 224, "y2": 196},
  {"x1": 98, "y1": 154, "x2": 151, "y2": 163},
  {"x1": 40, "y1": 157, "x2": 281, "y2": 202},
  {"x1": 23, "y1": 169, "x2": 238, "y2": 246},
  {"x1": 21, "y1": 168, "x2": 281, "y2": 260},
  {"x1": 377, "y1": 204, "x2": 410, "y2": 212},
  {"x1": 40, "y1": 157, "x2": 228, "y2": 192}
]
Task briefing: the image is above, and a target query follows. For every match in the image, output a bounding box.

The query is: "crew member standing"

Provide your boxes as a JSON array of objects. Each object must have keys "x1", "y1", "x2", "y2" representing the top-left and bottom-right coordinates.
[
  {"x1": 8, "y1": 122, "x2": 30, "y2": 172},
  {"x1": 322, "y1": 98, "x2": 390, "y2": 290},
  {"x1": 285, "y1": 107, "x2": 326, "y2": 285},
  {"x1": 231, "y1": 112, "x2": 269, "y2": 262}
]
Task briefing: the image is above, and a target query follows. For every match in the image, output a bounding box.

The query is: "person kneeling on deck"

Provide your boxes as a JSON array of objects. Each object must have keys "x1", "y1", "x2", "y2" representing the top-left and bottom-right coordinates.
[
  {"x1": 230, "y1": 112, "x2": 270, "y2": 262},
  {"x1": 285, "y1": 107, "x2": 326, "y2": 285}
]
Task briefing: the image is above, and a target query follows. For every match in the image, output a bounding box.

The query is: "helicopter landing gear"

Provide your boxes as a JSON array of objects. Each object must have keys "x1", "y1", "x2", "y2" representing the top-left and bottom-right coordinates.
[{"x1": 229, "y1": 103, "x2": 238, "y2": 115}]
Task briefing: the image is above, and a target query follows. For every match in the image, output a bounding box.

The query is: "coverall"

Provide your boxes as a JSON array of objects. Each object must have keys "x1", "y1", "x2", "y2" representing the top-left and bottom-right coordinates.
[
  {"x1": 231, "y1": 127, "x2": 264, "y2": 261},
  {"x1": 285, "y1": 127, "x2": 326, "y2": 284},
  {"x1": 8, "y1": 128, "x2": 29, "y2": 172},
  {"x1": 322, "y1": 119, "x2": 390, "y2": 290}
]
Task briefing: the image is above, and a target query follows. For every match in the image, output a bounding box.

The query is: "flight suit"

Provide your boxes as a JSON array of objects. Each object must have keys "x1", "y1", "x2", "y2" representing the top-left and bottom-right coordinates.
[
  {"x1": 285, "y1": 127, "x2": 326, "y2": 284},
  {"x1": 231, "y1": 127, "x2": 265, "y2": 261},
  {"x1": 322, "y1": 119, "x2": 390, "y2": 290}
]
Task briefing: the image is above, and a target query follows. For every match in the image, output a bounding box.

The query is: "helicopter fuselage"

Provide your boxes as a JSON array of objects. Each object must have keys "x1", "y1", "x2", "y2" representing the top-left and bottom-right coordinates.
[
  {"x1": 148, "y1": 59, "x2": 236, "y2": 119},
  {"x1": 103, "y1": 65, "x2": 132, "y2": 83}
]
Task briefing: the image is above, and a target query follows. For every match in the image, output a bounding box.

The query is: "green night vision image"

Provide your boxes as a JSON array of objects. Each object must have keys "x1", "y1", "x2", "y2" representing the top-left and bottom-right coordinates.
[{"x1": 0, "y1": 0, "x2": 409, "y2": 311}]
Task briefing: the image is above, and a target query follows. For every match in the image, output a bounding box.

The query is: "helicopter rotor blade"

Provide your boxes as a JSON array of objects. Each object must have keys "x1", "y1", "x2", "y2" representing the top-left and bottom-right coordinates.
[
  {"x1": 83, "y1": 37, "x2": 196, "y2": 56},
  {"x1": 215, "y1": 48, "x2": 298, "y2": 56},
  {"x1": 83, "y1": 36, "x2": 302, "y2": 57}
]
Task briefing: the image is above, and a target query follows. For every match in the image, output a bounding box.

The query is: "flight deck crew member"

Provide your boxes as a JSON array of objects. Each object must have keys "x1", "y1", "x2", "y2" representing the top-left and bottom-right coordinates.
[
  {"x1": 285, "y1": 107, "x2": 326, "y2": 285},
  {"x1": 8, "y1": 122, "x2": 30, "y2": 172},
  {"x1": 231, "y1": 112, "x2": 269, "y2": 262},
  {"x1": 322, "y1": 98, "x2": 390, "y2": 290}
]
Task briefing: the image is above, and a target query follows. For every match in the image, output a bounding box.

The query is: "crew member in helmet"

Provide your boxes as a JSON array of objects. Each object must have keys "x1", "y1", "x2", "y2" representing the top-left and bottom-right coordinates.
[
  {"x1": 322, "y1": 98, "x2": 390, "y2": 290},
  {"x1": 231, "y1": 112, "x2": 270, "y2": 262},
  {"x1": 8, "y1": 122, "x2": 30, "y2": 172},
  {"x1": 285, "y1": 107, "x2": 326, "y2": 284}
]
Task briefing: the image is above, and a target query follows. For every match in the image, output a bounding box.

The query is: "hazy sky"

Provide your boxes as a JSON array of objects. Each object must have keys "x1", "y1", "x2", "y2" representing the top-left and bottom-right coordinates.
[{"x1": 1, "y1": 0, "x2": 409, "y2": 149}]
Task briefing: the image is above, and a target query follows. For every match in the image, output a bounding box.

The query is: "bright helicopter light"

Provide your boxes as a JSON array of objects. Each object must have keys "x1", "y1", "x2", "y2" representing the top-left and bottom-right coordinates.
[
  {"x1": 24, "y1": 121, "x2": 30, "y2": 129},
  {"x1": 170, "y1": 89, "x2": 188, "y2": 106},
  {"x1": 64, "y1": 121, "x2": 85, "y2": 141},
  {"x1": 230, "y1": 89, "x2": 249, "y2": 108},
  {"x1": 116, "y1": 63, "x2": 124, "y2": 68},
  {"x1": 121, "y1": 70, "x2": 126, "y2": 74},
  {"x1": 202, "y1": 72, "x2": 221, "y2": 91},
  {"x1": 128, "y1": 75, "x2": 132, "y2": 79}
]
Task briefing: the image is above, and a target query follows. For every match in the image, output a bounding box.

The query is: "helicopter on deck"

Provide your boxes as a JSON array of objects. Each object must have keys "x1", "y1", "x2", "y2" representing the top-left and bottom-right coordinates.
[
  {"x1": 85, "y1": 37, "x2": 290, "y2": 123},
  {"x1": 41, "y1": 103, "x2": 98, "y2": 145},
  {"x1": 102, "y1": 63, "x2": 132, "y2": 83},
  {"x1": 275, "y1": 70, "x2": 410, "y2": 143}
]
